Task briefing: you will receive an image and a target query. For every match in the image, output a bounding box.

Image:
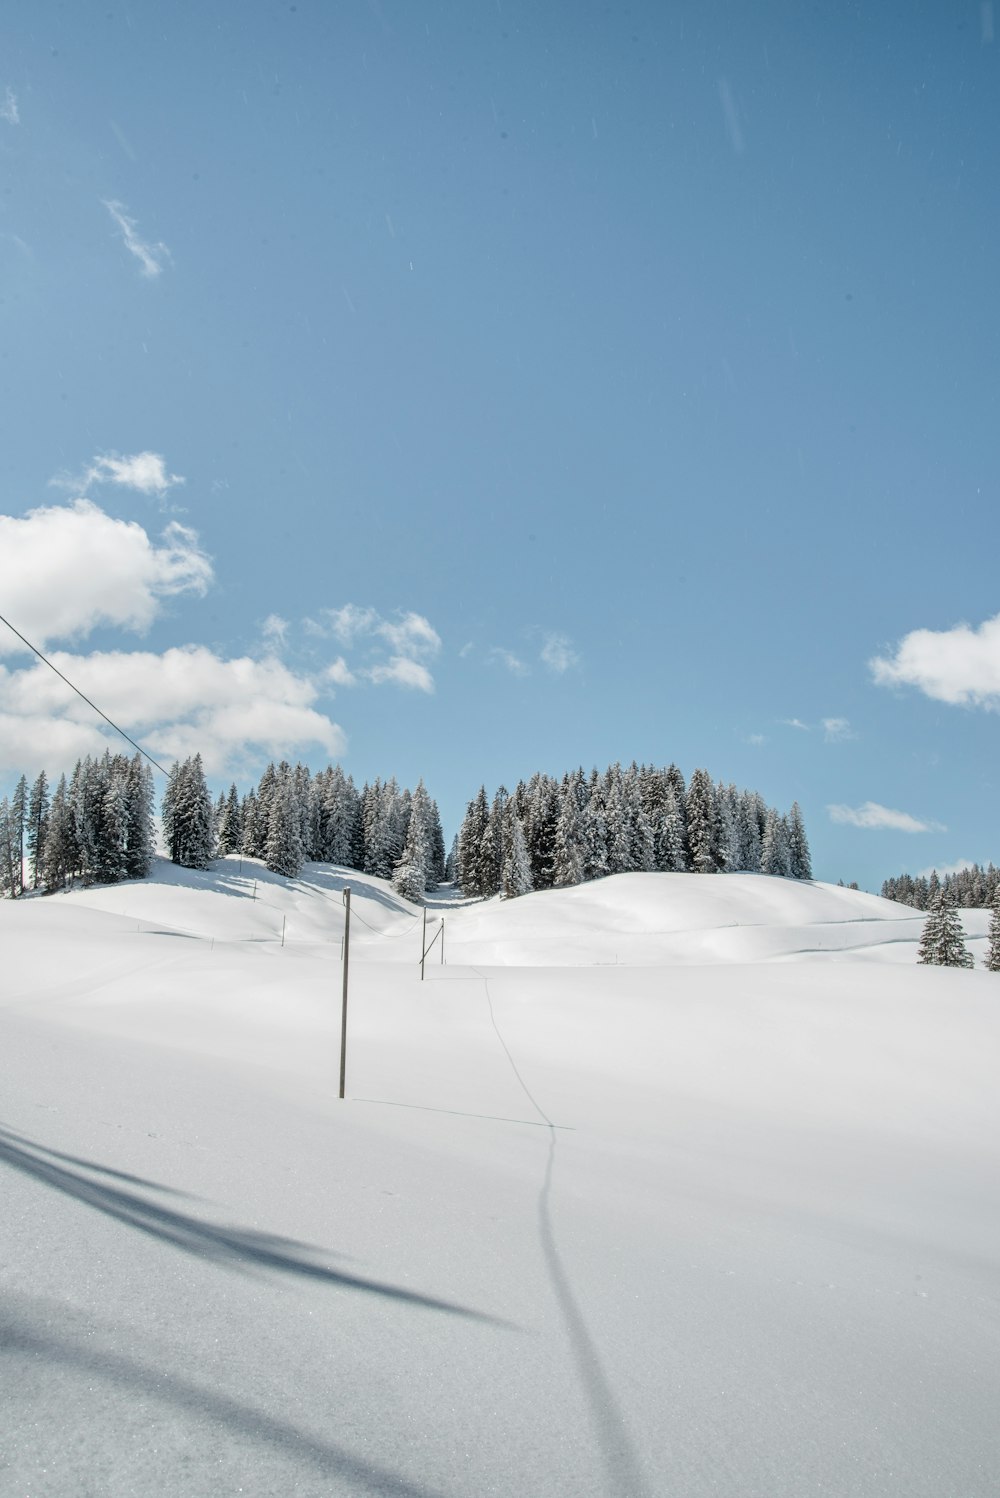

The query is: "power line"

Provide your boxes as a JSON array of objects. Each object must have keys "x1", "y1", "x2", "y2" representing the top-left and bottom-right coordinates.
[{"x1": 0, "y1": 610, "x2": 170, "y2": 776}]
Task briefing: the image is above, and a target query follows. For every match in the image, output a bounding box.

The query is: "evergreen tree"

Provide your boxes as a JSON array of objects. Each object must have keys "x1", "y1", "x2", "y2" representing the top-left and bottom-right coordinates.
[
  {"x1": 163, "y1": 754, "x2": 214, "y2": 869},
  {"x1": 657, "y1": 786, "x2": 688, "y2": 872},
  {"x1": 603, "y1": 767, "x2": 632, "y2": 875},
  {"x1": 265, "y1": 774, "x2": 304, "y2": 878},
  {"x1": 241, "y1": 789, "x2": 266, "y2": 858},
  {"x1": 124, "y1": 755, "x2": 156, "y2": 879},
  {"x1": 457, "y1": 786, "x2": 490, "y2": 896},
  {"x1": 0, "y1": 799, "x2": 17, "y2": 898},
  {"x1": 985, "y1": 892, "x2": 1000, "y2": 972},
  {"x1": 10, "y1": 774, "x2": 28, "y2": 896},
  {"x1": 391, "y1": 857, "x2": 425, "y2": 902},
  {"x1": 686, "y1": 768, "x2": 720, "y2": 874},
  {"x1": 393, "y1": 780, "x2": 434, "y2": 900},
  {"x1": 426, "y1": 796, "x2": 447, "y2": 887},
  {"x1": 786, "y1": 802, "x2": 812, "y2": 880},
  {"x1": 41, "y1": 774, "x2": 76, "y2": 891},
  {"x1": 715, "y1": 783, "x2": 740, "y2": 873},
  {"x1": 582, "y1": 769, "x2": 609, "y2": 880},
  {"x1": 96, "y1": 768, "x2": 129, "y2": 884},
  {"x1": 500, "y1": 807, "x2": 533, "y2": 899},
  {"x1": 760, "y1": 807, "x2": 791, "y2": 877},
  {"x1": 26, "y1": 771, "x2": 50, "y2": 891},
  {"x1": 216, "y1": 784, "x2": 243, "y2": 855},
  {"x1": 317, "y1": 765, "x2": 359, "y2": 867},
  {"x1": 917, "y1": 895, "x2": 974, "y2": 968},
  {"x1": 552, "y1": 779, "x2": 586, "y2": 887}
]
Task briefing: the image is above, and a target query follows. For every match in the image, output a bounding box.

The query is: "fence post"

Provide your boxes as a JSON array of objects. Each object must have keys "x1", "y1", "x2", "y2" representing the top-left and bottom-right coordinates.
[
  {"x1": 420, "y1": 905, "x2": 428, "y2": 981},
  {"x1": 339, "y1": 887, "x2": 351, "y2": 1100}
]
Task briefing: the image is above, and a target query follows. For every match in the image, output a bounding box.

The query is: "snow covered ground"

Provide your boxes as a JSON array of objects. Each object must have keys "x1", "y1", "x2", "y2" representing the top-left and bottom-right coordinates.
[{"x1": 2, "y1": 862, "x2": 998, "y2": 1496}]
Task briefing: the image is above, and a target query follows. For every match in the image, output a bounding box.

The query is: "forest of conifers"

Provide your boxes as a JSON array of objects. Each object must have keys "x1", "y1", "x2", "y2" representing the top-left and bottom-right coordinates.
[{"x1": 1, "y1": 752, "x2": 811, "y2": 904}]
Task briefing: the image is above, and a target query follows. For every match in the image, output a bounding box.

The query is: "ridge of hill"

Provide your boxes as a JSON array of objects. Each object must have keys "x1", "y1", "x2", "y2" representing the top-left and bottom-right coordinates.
[{"x1": 9, "y1": 857, "x2": 987, "y2": 967}]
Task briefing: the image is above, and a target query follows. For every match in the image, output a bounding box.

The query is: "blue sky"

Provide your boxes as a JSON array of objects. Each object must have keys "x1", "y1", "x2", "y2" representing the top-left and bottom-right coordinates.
[{"x1": 1, "y1": 0, "x2": 998, "y2": 888}]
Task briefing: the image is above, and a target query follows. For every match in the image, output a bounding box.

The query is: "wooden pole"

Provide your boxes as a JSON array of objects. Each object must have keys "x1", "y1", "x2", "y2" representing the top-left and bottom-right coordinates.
[
  {"x1": 440, "y1": 916, "x2": 444, "y2": 965},
  {"x1": 420, "y1": 905, "x2": 428, "y2": 981},
  {"x1": 339, "y1": 887, "x2": 351, "y2": 1099}
]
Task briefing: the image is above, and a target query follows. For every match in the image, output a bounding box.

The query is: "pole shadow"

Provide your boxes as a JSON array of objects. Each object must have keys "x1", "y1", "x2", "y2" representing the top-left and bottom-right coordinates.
[
  {"x1": 0, "y1": 1124, "x2": 510, "y2": 1326},
  {"x1": 3, "y1": 1299, "x2": 455, "y2": 1498}
]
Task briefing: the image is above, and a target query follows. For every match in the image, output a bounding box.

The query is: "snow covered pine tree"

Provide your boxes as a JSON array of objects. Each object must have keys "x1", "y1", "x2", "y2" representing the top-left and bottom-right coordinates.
[{"x1": 917, "y1": 894, "x2": 974, "y2": 968}]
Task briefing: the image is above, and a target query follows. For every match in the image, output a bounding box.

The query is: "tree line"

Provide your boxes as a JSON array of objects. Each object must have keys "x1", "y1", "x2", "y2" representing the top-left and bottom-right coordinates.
[
  {"x1": 881, "y1": 863, "x2": 1000, "y2": 911},
  {"x1": 0, "y1": 754, "x2": 157, "y2": 897},
  {"x1": 0, "y1": 753, "x2": 446, "y2": 902},
  {"x1": 164, "y1": 755, "x2": 447, "y2": 899},
  {"x1": 2, "y1": 753, "x2": 811, "y2": 905},
  {"x1": 452, "y1": 764, "x2": 812, "y2": 898}
]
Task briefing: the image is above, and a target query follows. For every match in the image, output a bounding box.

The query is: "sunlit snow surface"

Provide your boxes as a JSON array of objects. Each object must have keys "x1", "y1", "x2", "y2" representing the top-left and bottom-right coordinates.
[{"x1": 2, "y1": 860, "x2": 998, "y2": 1497}]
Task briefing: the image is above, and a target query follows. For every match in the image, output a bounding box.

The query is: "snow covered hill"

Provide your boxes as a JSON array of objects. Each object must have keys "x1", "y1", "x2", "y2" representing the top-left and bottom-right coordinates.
[
  {"x1": 2, "y1": 863, "x2": 998, "y2": 1497},
  {"x1": 12, "y1": 854, "x2": 987, "y2": 967}
]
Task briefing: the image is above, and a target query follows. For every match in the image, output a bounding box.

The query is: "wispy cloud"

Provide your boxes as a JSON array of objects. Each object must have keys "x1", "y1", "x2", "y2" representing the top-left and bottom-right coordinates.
[
  {"x1": 1, "y1": 87, "x2": 19, "y2": 125},
  {"x1": 746, "y1": 733, "x2": 767, "y2": 747},
  {"x1": 59, "y1": 450, "x2": 185, "y2": 499},
  {"x1": 828, "y1": 801, "x2": 944, "y2": 834},
  {"x1": 871, "y1": 612, "x2": 1000, "y2": 708},
  {"x1": 782, "y1": 718, "x2": 810, "y2": 731},
  {"x1": 822, "y1": 716, "x2": 856, "y2": 742},
  {"x1": 490, "y1": 647, "x2": 528, "y2": 676},
  {"x1": 540, "y1": 632, "x2": 579, "y2": 674},
  {"x1": 313, "y1": 603, "x2": 441, "y2": 692},
  {"x1": 103, "y1": 199, "x2": 171, "y2": 278},
  {"x1": 261, "y1": 614, "x2": 289, "y2": 650},
  {"x1": 718, "y1": 78, "x2": 744, "y2": 155},
  {"x1": 325, "y1": 656, "x2": 357, "y2": 688},
  {"x1": 367, "y1": 658, "x2": 435, "y2": 693}
]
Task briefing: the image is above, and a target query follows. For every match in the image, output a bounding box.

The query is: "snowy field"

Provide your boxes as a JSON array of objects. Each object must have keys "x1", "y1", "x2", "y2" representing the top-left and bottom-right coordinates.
[{"x1": 2, "y1": 861, "x2": 998, "y2": 1497}]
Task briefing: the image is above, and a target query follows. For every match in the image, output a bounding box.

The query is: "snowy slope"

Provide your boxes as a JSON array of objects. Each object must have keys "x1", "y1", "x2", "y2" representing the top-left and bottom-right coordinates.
[{"x1": 2, "y1": 864, "x2": 999, "y2": 1497}]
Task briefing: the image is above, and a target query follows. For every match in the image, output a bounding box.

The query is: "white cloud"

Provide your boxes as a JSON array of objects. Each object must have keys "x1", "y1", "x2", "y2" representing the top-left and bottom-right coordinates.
[
  {"x1": 87, "y1": 451, "x2": 184, "y2": 497},
  {"x1": 1, "y1": 87, "x2": 19, "y2": 125},
  {"x1": 747, "y1": 733, "x2": 767, "y2": 747},
  {"x1": 314, "y1": 603, "x2": 441, "y2": 691},
  {"x1": 0, "y1": 647, "x2": 346, "y2": 777},
  {"x1": 324, "y1": 604, "x2": 379, "y2": 646},
  {"x1": 822, "y1": 717, "x2": 856, "y2": 742},
  {"x1": 782, "y1": 718, "x2": 810, "y2": 731},
  {"x1": 0, "y1": 500, "x2": 212, "y2": 654},
  {"x1": 827, "y1": 801, "x2": 944, "y2": 834},
  {"x1": 915, "y1": 859, "x2": 979, "y2": 880},
  {"x1": 261, "y1": 614, "x2": 289, "y2": 650},
  {"x1": 540, "y1": 632, "x2": 579, "y2": 674},
  {"x1": 871, "y1": 613, "x2": 1000, "y2": 708},
  {"x1": 103, "y1": 199, "x2": 172, "y2": 279},
  {"x1": 325, "y1": 656, "x2": 357, "y2": 687},
  {"x1": 366, "y1": 658, "x2": 435, "y2": 693},
  {"x1": 378, "y1": 611, "x2": 441, "y2": 657},
  {"x1": 490, "y1": 648, "x2": 528, "y2": 676}
]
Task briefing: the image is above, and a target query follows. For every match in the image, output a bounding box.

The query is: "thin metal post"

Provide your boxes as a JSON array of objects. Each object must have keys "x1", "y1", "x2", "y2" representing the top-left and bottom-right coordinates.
[
  {"x1": 339, "y1": 887, "x2": 351, "y2": 1099},
  {"x1": 440, "y1": 917, "x2": 444, "y2": 964},
  {"x1": 420, "y1": 905, "x2": 428, "y2": 981}
]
